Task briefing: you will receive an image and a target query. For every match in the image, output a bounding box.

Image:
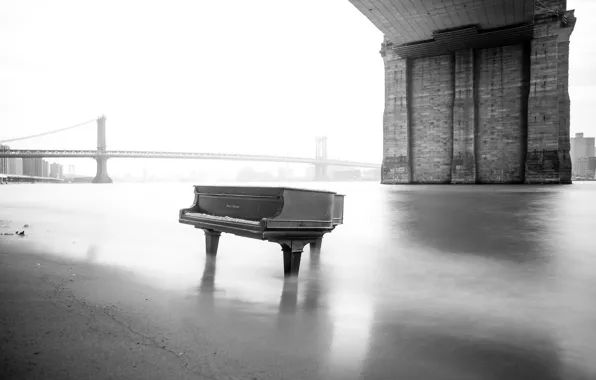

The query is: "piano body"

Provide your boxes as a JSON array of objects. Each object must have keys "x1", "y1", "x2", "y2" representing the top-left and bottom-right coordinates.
[{"x1": 179, "y1": 185, "x2": 344, "y2": 276}]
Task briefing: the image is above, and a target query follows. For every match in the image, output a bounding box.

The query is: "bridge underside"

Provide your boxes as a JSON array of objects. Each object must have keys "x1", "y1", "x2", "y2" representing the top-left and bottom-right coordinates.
[{"x1": 349, "y1": 0, "x2": 576, "y2": 184}]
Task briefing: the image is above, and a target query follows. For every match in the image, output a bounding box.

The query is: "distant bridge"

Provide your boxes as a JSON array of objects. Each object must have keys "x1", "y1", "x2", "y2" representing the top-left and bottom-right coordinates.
[
  {"x1": 0, "y1": 117, "x2": 380, "y2": 183},
  {"x1": 0, "y1": 149, "x2": 381, "y2": 168}
]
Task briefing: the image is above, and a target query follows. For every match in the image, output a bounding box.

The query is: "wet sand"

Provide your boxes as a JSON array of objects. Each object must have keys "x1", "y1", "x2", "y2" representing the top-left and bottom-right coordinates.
[
  {"x1": 1, "y1": 241, "x2": 209, "y2": 379},
  {"x1": 3, "y1": 237, "x2": 592, "y2": 380},
  {"x1": 0, "y1": 239, "x2": 326, "y2": 380}
]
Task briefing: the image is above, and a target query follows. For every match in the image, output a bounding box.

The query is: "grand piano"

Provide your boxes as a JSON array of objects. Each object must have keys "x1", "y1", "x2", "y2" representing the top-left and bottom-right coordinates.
[{"x1": 179, "y1": 185, "x2": 344, "y2": 276}]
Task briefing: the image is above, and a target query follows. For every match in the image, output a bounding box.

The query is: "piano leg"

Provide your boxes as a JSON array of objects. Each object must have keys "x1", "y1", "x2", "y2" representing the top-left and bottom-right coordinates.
[
  {"x1": 279, "y1": 241, "x2": 308, "y2": 276},
  {"x1": 309, "y1": 238, "x2": 323, "y2": 254},
  {"x1": 203, "y1": 229, "x2": 221, "y2": 256},
  {"x1": 282, "y1": 248, "x2": 302, "y2": 276}
]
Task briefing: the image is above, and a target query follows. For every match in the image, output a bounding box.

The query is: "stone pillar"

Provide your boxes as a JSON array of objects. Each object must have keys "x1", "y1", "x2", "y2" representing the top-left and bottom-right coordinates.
[
  {"x1": 380, "y1": 39, "x2": 411, "y2": 184},
  {"x1": 451, "y1": 49, "x2": 476, "y2": 183},
  {"x1": 93, "y1": 156, "x2": 112, "y2": 183},
  {"x1": 93, "y1": 115, "x2": 112, "y2": 183},
  {"x1": 314, "y1": 136, "x2": 328, "y2": 181},
  {"x1": 97, "y1": 115, "x2": 107, "y2": 153},
  {"x1": 557, "y1": 13, "x2": 575, "y2": 183},
  {"x1": 525, "y1": 4, "x2": 575, "y2": 183},
  {"x1": 410, "y1": 55, "x2": 454, "y2": 183}
]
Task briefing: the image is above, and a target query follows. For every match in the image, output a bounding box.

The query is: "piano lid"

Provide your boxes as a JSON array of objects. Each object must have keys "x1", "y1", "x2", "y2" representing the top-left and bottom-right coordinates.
[
  {"x1": 194, "y1": 185, "x2": 338, "y2": 194},
  {"x1": 186, "y1": 185, "x2": 343, "y2": 224}
]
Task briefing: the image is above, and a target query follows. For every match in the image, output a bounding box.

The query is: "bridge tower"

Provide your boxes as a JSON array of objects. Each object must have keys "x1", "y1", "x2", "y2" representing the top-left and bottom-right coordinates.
[
  {"x1": 314, "y1": 137, "x2": 328, "y2": 181},
  {"x1": 93, "y1": 115, "x2": 112, "y2": 183}
]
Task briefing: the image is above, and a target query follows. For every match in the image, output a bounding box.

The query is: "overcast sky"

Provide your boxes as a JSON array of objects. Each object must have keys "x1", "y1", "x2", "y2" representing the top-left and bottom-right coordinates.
[{"x1": 1, "y1": 0, "x2": 594, "y2": 176}]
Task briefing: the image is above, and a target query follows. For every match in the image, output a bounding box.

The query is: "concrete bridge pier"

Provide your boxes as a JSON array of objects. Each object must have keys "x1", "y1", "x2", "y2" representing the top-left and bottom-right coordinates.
[{"x1": 92, "y1": 116, "x2": 112, "y2": 183}]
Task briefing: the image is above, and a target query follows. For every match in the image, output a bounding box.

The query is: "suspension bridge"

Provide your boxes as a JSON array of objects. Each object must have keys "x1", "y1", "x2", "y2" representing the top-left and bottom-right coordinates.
[{"x1": 0, "y1": 117, "x2": 380, "y2": 183}]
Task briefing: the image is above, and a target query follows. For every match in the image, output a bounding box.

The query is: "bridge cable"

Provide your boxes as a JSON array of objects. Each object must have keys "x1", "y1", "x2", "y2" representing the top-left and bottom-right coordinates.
[{"x1": 0, "y1": 119, "x2": 96, "y2": 144}]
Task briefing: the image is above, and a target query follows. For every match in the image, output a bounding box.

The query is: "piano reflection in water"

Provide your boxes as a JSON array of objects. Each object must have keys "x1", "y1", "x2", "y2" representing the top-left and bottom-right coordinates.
[{"x1": 179, "y1": 186, "x2": 344, "y2": 277}]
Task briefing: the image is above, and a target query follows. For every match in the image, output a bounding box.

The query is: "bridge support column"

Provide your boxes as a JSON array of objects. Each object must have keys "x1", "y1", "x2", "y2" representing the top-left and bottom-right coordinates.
[
  {"x1": 93, "y1": 115, "x2": 112, "y2": 183},
  {"x1": 93, "y1": 156, "x2": 112, "y2": 183},
  {"x1": 314, "y1": 164, "x2": 328, "y2": 181},
  {"x1": 314, "y1": 137, "x2": 328, "y2": 181},
  {"x1": 380, "y1": 40, "x2": 411, "y2": 184},
  {"x1": 525, "y1": 12, "x2": 575, "y2": 184},
  {"x1": 97, "y1": 115, "x2": 107, "y2": 152},
  {"x1": 451, "y1": 49, "x2": 476, "y2": 183}
]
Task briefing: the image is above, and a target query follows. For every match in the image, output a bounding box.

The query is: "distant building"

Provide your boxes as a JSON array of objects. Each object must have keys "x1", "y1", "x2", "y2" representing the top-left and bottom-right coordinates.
[
  {"x1": 0, "y1": 144, "x2": 9, "y2": 174},
  {"x1": 42, "y1": 160, "x2": 49, "y2": 177},
  {"x1": 23, "y1": 158, "x2": 34, "y2": 176},
  {"x1": 570, "y1": 133, "x2": 595, "y2": 175},
  {"x1": 23, "y1": 158, "x2": 43, "y2": 176},
  {"x1": 34, "y1": 158, "x2": 43, "y2": 177},
  {"x1": 0, "y1": 145, "x2": 23, "y2": 175},
  {"x1": 50, "y1": 163, "x2": 63, "y2": 178},
  {"x1": 8, "y1": 158, "x2": 23, "y2": 175},
  {"x1": 575, "y1": 157, "x2": 596, "y2": 178}
]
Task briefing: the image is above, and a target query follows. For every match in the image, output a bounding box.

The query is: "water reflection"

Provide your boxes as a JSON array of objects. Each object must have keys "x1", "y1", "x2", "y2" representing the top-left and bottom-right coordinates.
[
  {"x1": 198, "y1": 254, "x2": 217, "y2": 296},
  {"x1": 275, "y1": 249, "x2": 374, "y2": 380},
  {"x1": 323, "y1": 293, "x2": 373, "y2": 380},
  {"x1": 188, "y1": 185, "x2": 590, "y2": 379},
  {"x1": 278, "y1": 277, "x2": 300, "y2": 314},
  {"x1": 278, "y1": 249, "x2": 326, "y2": 315},
  {"x1": 85, "y1": 244, "x2": 99, "y2": 263},
  {"x1": 361, "y1": 309, "x2": 563, "y2": 380},
  {"x1": 303, "y1": 250, "x2": 323, "y2": 313},
  {"x1": 388, "y1": 187, "x2": 560, "y2": 262}
]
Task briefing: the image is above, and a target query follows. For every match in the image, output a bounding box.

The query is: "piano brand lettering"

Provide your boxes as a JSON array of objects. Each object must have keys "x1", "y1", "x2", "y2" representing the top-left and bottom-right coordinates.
[{"x1": 226, "y1": 204, "x2": 240, "y2": 209}]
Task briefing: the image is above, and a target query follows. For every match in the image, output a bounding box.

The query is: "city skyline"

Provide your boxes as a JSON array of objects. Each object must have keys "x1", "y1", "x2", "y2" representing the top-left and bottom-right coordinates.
[{"x1": 0, "y1": 144, "x2": 64, "y2": 178}]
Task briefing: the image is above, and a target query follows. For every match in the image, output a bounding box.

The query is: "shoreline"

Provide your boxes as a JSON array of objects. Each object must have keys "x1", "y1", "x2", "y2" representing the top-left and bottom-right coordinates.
[
  {"x1": 0, "y1": 239, "x2": 213, "y2": 379},
  {"x1": 0, "y1": 238, "x2": 329, "y2": 380}
]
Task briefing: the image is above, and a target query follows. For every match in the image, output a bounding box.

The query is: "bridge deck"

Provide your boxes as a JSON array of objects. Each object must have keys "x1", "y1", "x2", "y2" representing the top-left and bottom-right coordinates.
[{"x1": 0, "y1": 150, "x2": 380, "y2": 169}]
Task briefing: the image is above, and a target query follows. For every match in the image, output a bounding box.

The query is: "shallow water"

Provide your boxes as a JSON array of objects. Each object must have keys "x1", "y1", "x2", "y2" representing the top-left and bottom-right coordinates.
[{"x1": 1, "y1": 181, "x2": 596, "y2": 379}]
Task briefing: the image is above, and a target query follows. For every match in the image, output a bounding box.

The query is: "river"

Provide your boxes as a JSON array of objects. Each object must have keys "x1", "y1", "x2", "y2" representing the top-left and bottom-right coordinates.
[{"x1": 1, "y1": 181, "x2": 595, "y2": 379}]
